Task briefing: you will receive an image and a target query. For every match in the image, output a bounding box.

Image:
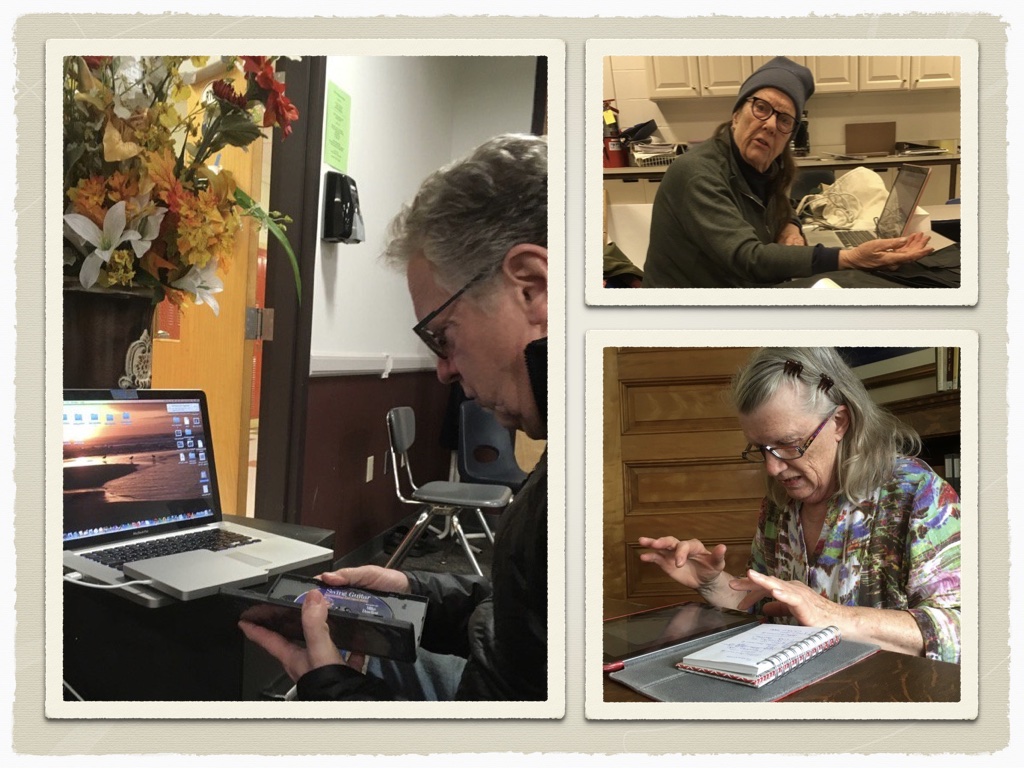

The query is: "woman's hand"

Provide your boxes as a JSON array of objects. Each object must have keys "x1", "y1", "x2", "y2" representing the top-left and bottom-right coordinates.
[
  {"x1": 731, "y1": 569, "x2": 844, "y2": 627},
  {"x1": 838, "y1": 231, "x2": 934, "y2": 271},
  {"x1": 637, "y1": 536, "x2": 728, "y2": 591},
  {"x1": 776, "y1": 222, "x2": 806, "y2": 246}
]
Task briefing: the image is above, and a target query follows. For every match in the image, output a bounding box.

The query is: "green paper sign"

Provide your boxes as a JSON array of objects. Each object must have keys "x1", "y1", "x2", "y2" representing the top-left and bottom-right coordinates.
[{"x1": 324, "y1": 81, "x2": 351, "y2": 173}]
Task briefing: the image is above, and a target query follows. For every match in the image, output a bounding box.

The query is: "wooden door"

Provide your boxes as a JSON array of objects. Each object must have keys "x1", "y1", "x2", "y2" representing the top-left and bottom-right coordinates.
[
  {"x1": 603, "y1": 347, "x2": 766, "y2": 610},
  {"x1": 151, "y1": 70, "x2": 262, "y2": 518}
]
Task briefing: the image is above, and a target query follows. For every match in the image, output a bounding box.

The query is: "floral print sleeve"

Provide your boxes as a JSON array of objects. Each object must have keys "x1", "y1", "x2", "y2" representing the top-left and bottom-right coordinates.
[{"x1": 746, "y1": 457, "x2": 961, "y2": 663}]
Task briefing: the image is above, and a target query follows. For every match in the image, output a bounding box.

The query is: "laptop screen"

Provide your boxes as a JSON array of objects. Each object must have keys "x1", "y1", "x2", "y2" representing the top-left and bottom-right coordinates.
[
  {"x1": 876, "y1": 165, "x2": 930, "y2": 238},
  {"x1": 63, "y1": 390, "x2": 222, "y2": 548}
]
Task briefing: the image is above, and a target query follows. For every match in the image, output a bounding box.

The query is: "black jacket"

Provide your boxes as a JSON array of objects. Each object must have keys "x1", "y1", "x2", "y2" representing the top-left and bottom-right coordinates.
[{"x1": 297, "y1": 339, "x2": 548, "y2": 701}]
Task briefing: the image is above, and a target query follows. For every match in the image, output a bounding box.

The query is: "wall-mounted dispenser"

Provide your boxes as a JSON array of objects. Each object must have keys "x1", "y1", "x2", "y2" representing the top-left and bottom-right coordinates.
[{"x1": 322, "y1": 171, "x2": 365, "y2": 244}]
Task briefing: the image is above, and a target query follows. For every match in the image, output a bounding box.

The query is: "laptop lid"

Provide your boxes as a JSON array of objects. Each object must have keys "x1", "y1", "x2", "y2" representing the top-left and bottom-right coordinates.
[
  {"x1": 63, "y1": 389, "x2": 223, "y2": 551},
  {"x1": 875, "y1": 164, "x2": 931, "y2": 238}
]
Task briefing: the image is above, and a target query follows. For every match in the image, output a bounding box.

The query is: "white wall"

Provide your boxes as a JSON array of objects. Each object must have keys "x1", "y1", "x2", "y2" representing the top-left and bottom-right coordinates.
[{"x1": 309, "y1": 56, "x2": 537, "y2": 376}]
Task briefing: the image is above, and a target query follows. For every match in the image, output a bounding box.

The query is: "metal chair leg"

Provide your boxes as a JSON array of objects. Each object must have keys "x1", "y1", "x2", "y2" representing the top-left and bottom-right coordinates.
[
  {"x1": 384, "y1": 509, "x2": 434, "y2": 570},
  {"x1": 474, "y1": 508, "x2": 495, "y2": 545},
  {"x1": 449, "y1": 514, "x2": 484, "y2": 577}
]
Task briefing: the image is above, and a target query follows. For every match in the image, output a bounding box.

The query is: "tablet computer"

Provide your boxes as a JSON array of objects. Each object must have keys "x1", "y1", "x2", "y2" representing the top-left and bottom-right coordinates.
[
  {"x1": 222, "y1": 573, "x2": 429, "y2": 663},
  {"x1": 603, "y1": 601, "x2": 760, "y2": 669}
]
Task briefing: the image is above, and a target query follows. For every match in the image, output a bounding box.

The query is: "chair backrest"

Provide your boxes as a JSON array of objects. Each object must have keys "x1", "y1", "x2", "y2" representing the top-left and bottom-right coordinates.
[
  {"x1": 457, "y1": 399, "x2": 528, "y2": 491},
  {"x1": 387, "y1": 406, "x2": 416, "y2": 454},
  {"x1": 791, "y1": 168, "x2": 836, "y2": 204}
]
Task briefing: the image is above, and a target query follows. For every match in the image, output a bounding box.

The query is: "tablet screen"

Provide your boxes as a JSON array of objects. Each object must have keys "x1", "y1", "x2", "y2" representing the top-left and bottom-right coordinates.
[{"x1": 603, "y1": 602, "x2": 758, "y2": 664}]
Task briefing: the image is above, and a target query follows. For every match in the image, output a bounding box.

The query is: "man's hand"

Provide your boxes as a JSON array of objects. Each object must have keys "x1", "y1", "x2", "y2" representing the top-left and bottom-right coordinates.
[
  {"x1": 776, "y1": 222, "x2": 806, "y2": 246},
  {"x1": 839, "y1": 231, "x2": 934, "y2": 271},
  {"x1": 239, "y1": 589, "x2": 353, "y2": 682},
  {"x1": 317, "y1": 565, "x2": 411, "y2": 594}
]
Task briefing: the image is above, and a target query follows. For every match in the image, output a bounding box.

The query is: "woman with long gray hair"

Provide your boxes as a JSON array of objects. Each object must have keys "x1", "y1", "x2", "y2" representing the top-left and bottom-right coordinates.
[{"x1": 640, "y1": 347, "x2": 961, "y2": 663}]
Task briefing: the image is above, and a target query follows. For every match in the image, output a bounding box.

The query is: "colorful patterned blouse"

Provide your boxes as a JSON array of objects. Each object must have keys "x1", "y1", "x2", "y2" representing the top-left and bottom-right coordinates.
[{"x1": 748, "y1": 457, "x2": 961, "y2": 663}]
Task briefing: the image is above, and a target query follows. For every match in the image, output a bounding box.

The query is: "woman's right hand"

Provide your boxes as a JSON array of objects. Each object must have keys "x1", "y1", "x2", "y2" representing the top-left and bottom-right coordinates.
[
  {"x1": 838, "y1": 231, "x2": 934, "y2": 271},
  {"x1": 637, "y1": 536, "x2": 728, "y2": 590}
]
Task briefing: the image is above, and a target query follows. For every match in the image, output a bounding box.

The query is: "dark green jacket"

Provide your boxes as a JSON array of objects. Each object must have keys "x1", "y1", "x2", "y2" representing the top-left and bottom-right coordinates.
[{"x1": 642, "y1": 129, "x2": 817, "y2": 288}]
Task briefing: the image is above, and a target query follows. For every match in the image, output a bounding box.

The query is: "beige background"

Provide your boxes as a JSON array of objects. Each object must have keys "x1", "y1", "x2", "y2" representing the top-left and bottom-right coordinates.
[{"x1": 9, "y1": 6, "x2": 1012, "y2": 763}]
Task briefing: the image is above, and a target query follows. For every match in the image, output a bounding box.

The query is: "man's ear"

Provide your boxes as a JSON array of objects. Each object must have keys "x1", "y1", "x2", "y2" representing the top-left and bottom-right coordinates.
[{"x1": 502, "y1": 244, "x2": 548, "y2": 326}]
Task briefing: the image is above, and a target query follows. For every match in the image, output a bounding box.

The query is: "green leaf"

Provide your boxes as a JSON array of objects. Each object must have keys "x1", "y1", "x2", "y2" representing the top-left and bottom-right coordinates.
[{"x1": 235, "y1": 188, "x2": 302, "y2": 302}]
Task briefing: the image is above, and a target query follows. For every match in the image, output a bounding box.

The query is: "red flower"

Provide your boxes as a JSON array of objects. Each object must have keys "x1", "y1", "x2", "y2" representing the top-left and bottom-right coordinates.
[
  {"x1": 82, "y1": 56, "x2": 111, "y2": 70},
  {"x1": 212, "y1": 79, "x2": 248, "y2": 110},
  {"x1": 264, "y1": 89, "x2": 299, "y2": 138}
]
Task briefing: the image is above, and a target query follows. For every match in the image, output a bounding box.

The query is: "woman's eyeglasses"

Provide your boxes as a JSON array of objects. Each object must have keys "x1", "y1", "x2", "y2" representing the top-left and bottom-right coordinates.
[
  {"x1": 741, "y1": 408, "x2": 837, "y2": 463},
  {"x1": 746, "y1": 97, "x2": 797, "y2": 135}
]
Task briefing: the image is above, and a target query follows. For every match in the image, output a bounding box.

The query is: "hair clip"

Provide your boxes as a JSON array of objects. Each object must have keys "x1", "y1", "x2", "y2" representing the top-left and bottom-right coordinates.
[
  {"x1": 782, "y1": 360, "x2": 803, "y2": 377},
  {"x1": 817, "y1": 373, "x2": 835, "y2": 393}
]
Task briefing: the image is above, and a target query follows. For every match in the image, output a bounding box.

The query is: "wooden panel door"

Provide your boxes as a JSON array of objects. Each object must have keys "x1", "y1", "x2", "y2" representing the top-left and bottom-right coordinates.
[
  {"x1": 151, "y1": 71, "x2": 262, "y2": 517},
  {"x1": 604, "y1": 347, "x2": 766, "y2": 610},
  {"x1": 910, "y1": 56, "x2": 961, "y2": 90}
]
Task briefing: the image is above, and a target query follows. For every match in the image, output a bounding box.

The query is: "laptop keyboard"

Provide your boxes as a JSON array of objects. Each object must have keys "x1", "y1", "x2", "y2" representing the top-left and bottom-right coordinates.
[
  {"x1": 83, "y1": 529, "x2": 260, "y2": 571},
  {"x1": 835, "y1": 230, "x2": 875, "y2": 248}
]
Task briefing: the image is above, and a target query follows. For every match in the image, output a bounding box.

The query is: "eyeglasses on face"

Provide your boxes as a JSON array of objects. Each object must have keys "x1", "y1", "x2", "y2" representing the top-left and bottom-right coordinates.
[
  {"x1": 741, "y1": 408, "x2": 838, "y2": 463},
  {"x1": 412, "y1": 269, "x2": 491, "y2": 359},
  {"x1": 746, "y1": 96, "x2": 797, "y2": 135}
]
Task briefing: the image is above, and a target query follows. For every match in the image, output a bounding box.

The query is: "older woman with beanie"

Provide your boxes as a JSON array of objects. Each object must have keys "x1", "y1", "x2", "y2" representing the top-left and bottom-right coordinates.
[
  {"x1": 642, "y1": 57, "x2": 934, "y2": 287},
  {"x1": 639, "y1": 347, "x2": 961, "y2": 663}
]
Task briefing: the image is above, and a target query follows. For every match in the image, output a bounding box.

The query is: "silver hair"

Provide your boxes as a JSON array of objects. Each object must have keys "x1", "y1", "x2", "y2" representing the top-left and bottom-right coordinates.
[
  {"x1": 731, "y1": 347, "x2": 922, "y2": 507},
  {"x1": 382, "y1": 133, "x2": 547, "y2": 294}
]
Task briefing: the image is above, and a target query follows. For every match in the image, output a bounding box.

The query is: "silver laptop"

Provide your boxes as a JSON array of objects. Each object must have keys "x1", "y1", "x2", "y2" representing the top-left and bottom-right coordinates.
[
  {"x1": 805, "y1": 164, "x2": 957, "y2": 251},
  {"x1": 63, "y1": 389, "x2": 333, "y2": 607}
]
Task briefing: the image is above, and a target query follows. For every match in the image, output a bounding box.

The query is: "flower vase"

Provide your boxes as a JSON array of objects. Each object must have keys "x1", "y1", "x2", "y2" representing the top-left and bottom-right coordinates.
[{"x1": 63, "y1": 280, "x2": 157, "y2": 389}]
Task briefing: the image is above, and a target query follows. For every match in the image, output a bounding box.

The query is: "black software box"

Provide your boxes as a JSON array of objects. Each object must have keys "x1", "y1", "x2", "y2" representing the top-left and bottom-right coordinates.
[{"x1": 223, "y1": 573, "x2": 428, "y2": 662}]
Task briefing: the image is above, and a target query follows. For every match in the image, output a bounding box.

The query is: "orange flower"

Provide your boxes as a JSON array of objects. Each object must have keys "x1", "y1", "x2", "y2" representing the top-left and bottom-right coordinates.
[{"x1": 67, "y1": 176, "x2": 108, "y2": 227}]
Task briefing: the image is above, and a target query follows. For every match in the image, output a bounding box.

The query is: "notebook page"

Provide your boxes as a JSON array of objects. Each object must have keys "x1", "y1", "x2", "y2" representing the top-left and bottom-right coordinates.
[{"x1": 680, "y1": 624, "x2": 828, "y2": 676}]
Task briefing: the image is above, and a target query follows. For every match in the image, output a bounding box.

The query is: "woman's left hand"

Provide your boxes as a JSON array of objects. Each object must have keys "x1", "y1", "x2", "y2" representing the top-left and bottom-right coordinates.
[
  {"x1": 776, "y1": 223, "x2": 806, "y2": 246},
  {"x1": 730, "y1": 569, "x2": 844, "y2": 627}
]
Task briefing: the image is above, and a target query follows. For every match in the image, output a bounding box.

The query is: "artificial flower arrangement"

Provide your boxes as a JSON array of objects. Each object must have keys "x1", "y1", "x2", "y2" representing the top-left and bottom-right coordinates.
[{"x1": 62, "y1": 55, "x2": 301, "y2": 316}]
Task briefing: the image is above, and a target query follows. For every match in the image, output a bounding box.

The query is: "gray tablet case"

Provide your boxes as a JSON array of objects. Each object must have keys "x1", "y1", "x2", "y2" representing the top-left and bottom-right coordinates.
[{"x1": 608, "y1": 634, "x2": 880, "y2": 703}]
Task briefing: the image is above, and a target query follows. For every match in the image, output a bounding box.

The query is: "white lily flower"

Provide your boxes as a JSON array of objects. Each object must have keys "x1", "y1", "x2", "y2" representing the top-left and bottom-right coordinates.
[
  {"x1": 129, "y1": 205, "x2": 168, "y2": 260},
  {"x1": 63, "y1": 201, "x2": 141, "y2": 289},
  {"x1": 172, "y1": 259, "x2": 224, "y2": 316}
]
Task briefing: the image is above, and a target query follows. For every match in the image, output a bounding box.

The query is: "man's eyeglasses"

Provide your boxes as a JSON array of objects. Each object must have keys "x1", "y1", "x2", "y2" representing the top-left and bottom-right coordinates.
[
  {"x1": 746, "y1": 96, "x2": 797, "y2": 135},
  {"x1": 412, "y1": 269, "x2": 491, "y2": 359},
  {"x1": 741, "y1": 408, "x2": 837, "y2": 463}
]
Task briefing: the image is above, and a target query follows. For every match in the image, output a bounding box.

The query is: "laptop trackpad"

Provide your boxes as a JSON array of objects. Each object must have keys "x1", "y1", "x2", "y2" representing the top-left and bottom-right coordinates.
[
  {"x1": 226, "y1": 550, "x2": 273, "y2": 568},
  {"x1": 123, "y1": 550, "x2": 268, "y2": 601}
]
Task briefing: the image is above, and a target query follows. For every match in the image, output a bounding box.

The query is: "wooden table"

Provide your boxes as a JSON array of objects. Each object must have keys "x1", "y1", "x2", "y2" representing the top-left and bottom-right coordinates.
[{"x1": 602, "y1": 599, "x2": 961, "y2": 703}]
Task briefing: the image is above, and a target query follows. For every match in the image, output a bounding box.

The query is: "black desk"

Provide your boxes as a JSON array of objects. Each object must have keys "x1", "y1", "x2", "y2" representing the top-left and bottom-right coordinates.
[
  {"x1": 63, "y1": 515, "x2": 334, "y2": 701},
  {"x1": 778, "y1": 244, "x2": 961, "y2": 289}
]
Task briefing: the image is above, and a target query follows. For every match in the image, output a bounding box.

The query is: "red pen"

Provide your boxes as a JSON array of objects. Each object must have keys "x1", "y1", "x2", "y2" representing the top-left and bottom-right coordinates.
[{"x1": 603, "y1": 661, "x2": 625, "y2": 673}]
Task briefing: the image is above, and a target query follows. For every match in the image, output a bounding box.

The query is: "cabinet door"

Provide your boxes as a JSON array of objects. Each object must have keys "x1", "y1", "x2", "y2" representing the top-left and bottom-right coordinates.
[
  {"x1": 858, "y1": 56, "x2": 910, "y2": 91},
  {"x1": 697, "y1": 56, "x2": 753, "y2": 98},
  {"x1": 604, "y1": 347, "x2": 764, "y2": 609},
  {"x1": 808, "y1": 56, "x2": 859, "y2": 93},
  {"x1": 646, "y1": 56, "x2": 701, "y2": 99},
  {"x1": 751, "y1": 55, "x2": 807, "y2": 69},
  {"x1": 910, "y1": 56, "x2": 961, "y2": 89}
]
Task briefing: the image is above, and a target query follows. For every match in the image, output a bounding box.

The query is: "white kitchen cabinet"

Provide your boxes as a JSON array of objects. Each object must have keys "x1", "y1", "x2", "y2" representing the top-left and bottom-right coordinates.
[
  {"x1": 910, "y1": 56, "x2": 961, "y2": 89},
  {"x1": 807, "y1": 56, "x2": 859, "y2": 93},
  {"x1": 645, "y1": 57, "x2": 701, "y2": 99},
  {"x1": 858, "y1": 56, "x2": 911, "y2": 91},
  {"x1": 697, "y1": 56, "x2": 753, "y2": 97}
]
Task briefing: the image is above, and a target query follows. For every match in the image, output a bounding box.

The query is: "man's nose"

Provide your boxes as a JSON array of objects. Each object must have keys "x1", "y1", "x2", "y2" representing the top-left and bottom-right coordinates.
[{"x1": 435, "y1": 356, "x2": 459, "y2": 385}]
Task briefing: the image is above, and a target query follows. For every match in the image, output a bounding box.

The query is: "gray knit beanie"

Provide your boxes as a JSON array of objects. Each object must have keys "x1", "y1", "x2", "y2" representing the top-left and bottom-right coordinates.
[{"x1": 733, "y1": 56, "x2": 815, "y2": 117}]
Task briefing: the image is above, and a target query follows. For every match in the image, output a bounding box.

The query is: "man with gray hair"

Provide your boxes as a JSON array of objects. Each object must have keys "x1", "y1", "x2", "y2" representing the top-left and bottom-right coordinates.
[{"x1": 241, "y1": 134, "x2": 549, "y2": 701}]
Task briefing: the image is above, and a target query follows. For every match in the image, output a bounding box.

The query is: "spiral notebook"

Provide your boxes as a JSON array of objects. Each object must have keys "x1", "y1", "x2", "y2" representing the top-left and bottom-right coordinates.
[{"x1": 676, "y1": 624, "x2": 841, "y2": 688}]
